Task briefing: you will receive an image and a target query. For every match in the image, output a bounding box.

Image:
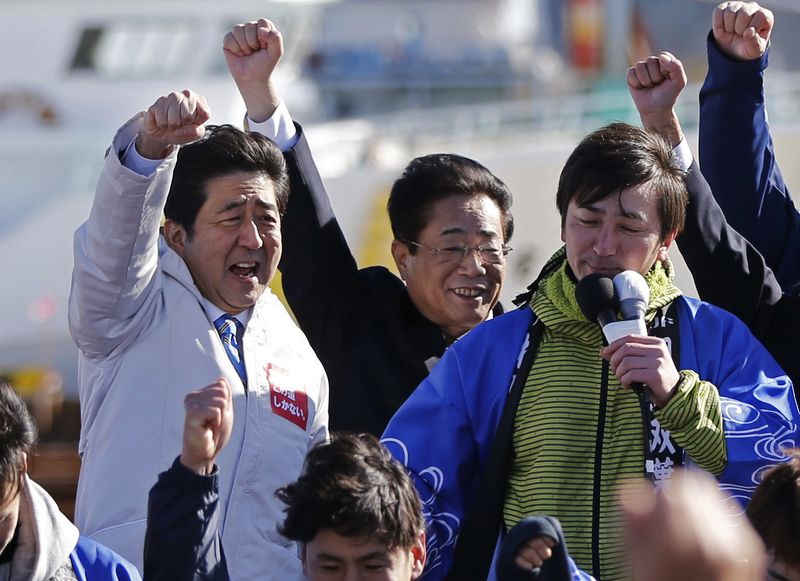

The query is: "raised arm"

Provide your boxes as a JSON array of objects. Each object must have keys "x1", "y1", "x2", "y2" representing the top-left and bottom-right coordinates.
[
  {"x1": 699, "y1": 3, "x2": 800, "y2": 288},
  {"x1": 224, "y1": 20, "x2": 369, "y2": 353},
  {"x1": 144, "y1": 379, "x2": 233, "y2": 581},
  {"x1": 627, "y1": 52, "x2": 784, "y2": 323},
  {"x1": 69, "y1": 91, "x2": 209, "y2": 359}
]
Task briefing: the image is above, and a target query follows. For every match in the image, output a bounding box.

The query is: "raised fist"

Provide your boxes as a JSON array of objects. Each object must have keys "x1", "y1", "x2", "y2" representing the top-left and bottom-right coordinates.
[
  {"x1": 223, "y1": 18, "x2": 284, "y2": 88},
  {"x1": 713, "y1": 2, "x2": 774, "y2": 61},
  {"x1": 137, "y1": 89, "x2": 210, "y2": 159},
  {"x1": 627, "y1": 52, "x2": 686, "y2": 122},
  {"x1": 180, "y1": 378, "x2": 234, "y2": 475}
]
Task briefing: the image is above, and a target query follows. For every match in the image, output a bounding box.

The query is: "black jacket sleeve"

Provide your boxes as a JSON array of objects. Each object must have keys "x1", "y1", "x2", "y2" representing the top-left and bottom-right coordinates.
[
  {"x1": 143, "y1": 457, "x2": 228, "y2": 581},
  {"x1": 279, "y1": 124, "x2": 367, "y2": 353},
  {"x1": 677, "y1": 161, "x2": 800, "y2": 390}
]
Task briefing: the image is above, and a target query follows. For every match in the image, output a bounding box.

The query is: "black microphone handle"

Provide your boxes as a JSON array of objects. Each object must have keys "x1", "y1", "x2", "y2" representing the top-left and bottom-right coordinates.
[{"x1": 596, "y1": 308, "x2": 617, "y2": 329}]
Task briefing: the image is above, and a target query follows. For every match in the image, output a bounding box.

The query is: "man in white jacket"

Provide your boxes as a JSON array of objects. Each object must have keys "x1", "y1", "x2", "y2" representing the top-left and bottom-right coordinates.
[{"x1": 68, "y1": 90, "x2": 329, "y2": 580}]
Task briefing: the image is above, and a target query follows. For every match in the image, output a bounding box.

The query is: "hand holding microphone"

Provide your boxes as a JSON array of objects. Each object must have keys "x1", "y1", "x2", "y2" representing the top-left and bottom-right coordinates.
[{"x1": 576, "y1": 271, "x2": 680, "y2": 408}]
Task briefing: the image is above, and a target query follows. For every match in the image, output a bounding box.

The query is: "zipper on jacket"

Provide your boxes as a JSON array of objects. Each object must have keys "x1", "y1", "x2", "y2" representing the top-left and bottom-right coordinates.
[{"x1": 591, "y1": 359, "x2": 610, "y2": 580}]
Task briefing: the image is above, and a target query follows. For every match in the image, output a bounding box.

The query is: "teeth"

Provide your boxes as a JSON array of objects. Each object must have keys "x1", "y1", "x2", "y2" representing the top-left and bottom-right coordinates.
[
  {"x1": 235, "y1": 262, "x2": 256, "y2": 268},
  {"x1": 452, "y1": 288, "x2": 483, "y2": 297}
]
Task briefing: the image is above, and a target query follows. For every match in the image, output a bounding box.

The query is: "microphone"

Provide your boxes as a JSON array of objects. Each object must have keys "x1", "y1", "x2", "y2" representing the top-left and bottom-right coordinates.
[
  {"x1": 576, "y1": 272, "x2": 651, "y2": 403},
  {"x1": 613, "y1": 270, "x2": 649, "y2": 333},
  {"x1": 613, "y1": 270, "x2": 652, "y2": 404},
  {"x1": 575, "y1": 273, "x2": 618, "y2": 330}
]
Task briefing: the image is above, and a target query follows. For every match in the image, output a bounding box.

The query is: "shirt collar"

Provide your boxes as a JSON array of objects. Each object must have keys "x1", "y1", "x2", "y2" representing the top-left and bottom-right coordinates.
[{"x1": 199, "y1": 296, "x2": 252, "y2": 329}]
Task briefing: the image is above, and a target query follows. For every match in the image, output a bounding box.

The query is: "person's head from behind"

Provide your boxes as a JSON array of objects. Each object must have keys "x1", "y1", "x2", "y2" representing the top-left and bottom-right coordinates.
[
  {"x1": 556, "y1": 122, "x2": 687, "y2": 281},
  {"x1": 162, "y1": 125, "x2": 290, "y2": 315},
  {"x1": 277, "y1": 433, "x2": 426, "y2": 580},
  {"x1": 747, "y1": 449, "x2": 800, "y2": 581},
  {"x1": 0, "y1": 382, "x2": 36, "y2": 553},
  {"x1": 388, "y1": 154, "x2": 514, "y2": 339}
]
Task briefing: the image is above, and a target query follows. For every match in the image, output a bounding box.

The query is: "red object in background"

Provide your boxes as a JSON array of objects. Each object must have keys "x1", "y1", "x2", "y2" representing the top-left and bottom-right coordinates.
[{"x1": 567, "y1": 0, "x2": 604, "y2": 73}]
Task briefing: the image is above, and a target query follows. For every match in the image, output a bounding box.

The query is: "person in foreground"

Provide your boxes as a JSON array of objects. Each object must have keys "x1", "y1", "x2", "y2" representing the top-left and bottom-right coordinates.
[
  {"x1": 380, "y1": 118, "x2": 798, "y2": 580},
  {"x1": 222, "y1": 19, "x2": 514, "y2": 435},
  {"x1": 746, "y1": 448, "x2": 800, "y2": 581},
  {"x1": 68, "y1": 89, "x2": 328, "y2": 577},
  {"x1": 0, "y1": 382, "x2": 140, "y2": 581},
  {"x1": 144, "y1": 378, "x2": 427, "y2": 581},
  {"x1": 621, "y1": 470, "x2": 766, "y2": 581}
]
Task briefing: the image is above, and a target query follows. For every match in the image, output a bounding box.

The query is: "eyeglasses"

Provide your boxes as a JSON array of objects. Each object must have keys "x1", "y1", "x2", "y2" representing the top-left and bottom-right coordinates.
[{"x1": 404, "y1": 240, "x2": 512, "y2": 265}]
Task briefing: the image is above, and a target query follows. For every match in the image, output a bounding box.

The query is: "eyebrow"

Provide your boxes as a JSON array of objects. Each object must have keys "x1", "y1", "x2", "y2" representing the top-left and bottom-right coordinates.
[
  {"x1": 355, "y1": 551, "x2": 390, "y2": 563},
  {"x1": 439, "y1": 227, "x2": 499, "y2": 238},
  {"x1": 581, "y1": 203, "x2": 647, "y2": 222},
  {"x1": 218, "y1": 198, "x2": 278, "y2": 214},
  {"x1": 315, "y1": 551, "x2": 389, "y2": 563}
]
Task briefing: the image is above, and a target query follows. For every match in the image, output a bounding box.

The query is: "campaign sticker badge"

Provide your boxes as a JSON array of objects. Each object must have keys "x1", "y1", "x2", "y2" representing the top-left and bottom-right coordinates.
[{"x1": 266, "y1": 363, "x2": 309, "y2": 430}]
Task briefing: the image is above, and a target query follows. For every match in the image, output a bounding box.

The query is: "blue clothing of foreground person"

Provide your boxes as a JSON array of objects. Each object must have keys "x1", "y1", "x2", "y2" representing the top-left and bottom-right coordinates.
[
  {"x1": 0, "y1": 382, "x2": 141, "y2": 581},
  {"x1": 382, "y1": 280, "x2": 798, "y2": 579},
  {"x1": 382, "y1": 118, "x2": 799, "y2": 580}
]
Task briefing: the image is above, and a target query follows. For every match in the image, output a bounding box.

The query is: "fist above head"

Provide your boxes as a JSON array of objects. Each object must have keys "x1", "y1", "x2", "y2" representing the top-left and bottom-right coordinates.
[
  {"x1": 223, "y1": 18, "x2": 284, "y2": 86},
  {"x1": 626, "y1": 51, "x2": 687, "y2": 145},
  {"x1": 713, "y1": 1, "x2": 774, "y2": 61},
  {"x1": 137, "y1": 89, "x2": 210, "y2": 159}
]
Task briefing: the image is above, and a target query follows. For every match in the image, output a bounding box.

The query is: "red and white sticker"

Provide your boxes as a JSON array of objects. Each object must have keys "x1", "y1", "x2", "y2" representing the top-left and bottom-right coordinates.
[{"x1": 266, "y1": 363, "x2": 309, "y2": 430}]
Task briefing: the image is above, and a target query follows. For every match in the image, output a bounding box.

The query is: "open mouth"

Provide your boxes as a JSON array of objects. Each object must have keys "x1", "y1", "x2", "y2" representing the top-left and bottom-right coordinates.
[
  {"x1": 451, "y1": 288, "x2": 485, "y2": 299},
  {"x1": 229, "y1": 262, "x2": 259, "y2": 280}
]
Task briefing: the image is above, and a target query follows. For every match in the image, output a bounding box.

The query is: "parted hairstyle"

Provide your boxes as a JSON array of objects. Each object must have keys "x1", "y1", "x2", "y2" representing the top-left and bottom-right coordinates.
[
  {"x1": 746, "y1": 448, "x2": 800, "y2": 569},
  {"x1": 163, "y1": 125, "x2": 290, "y2": 237},
  {"x1": 277, "y1": 433, "x2": 424, "y2": 550},
  {"x1": 0, "y1": 382, "x2": 37, "y2": 503},
  {"x1": 387, "y1": 153, "x2": 514, "y2": 250},
  {"x1": 556, "y1": 122, "x2": 687, "y2": 239}
]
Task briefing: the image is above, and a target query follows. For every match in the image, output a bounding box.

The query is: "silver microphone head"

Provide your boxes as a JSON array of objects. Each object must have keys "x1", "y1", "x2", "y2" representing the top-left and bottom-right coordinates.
[{"x1": 613, "y1": 270, "x2": 649, "y2": 320}]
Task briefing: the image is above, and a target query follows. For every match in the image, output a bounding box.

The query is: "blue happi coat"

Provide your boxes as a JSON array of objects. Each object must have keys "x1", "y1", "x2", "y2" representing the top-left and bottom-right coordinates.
[{"x1": 382, "y1": 296, "x2": 798, "y2": 580}]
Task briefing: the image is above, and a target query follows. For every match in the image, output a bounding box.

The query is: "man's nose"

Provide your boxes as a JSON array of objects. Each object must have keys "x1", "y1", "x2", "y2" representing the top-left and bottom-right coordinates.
[
  {"x1": 592, "y1": 227, "x2": 617, "y2": 256},
  {"x1": 238, "y1": 220, "x2": 264, "y2": 250},
  {"x1": 458, "y1": 248, "x2": 488, "y2": 275}
]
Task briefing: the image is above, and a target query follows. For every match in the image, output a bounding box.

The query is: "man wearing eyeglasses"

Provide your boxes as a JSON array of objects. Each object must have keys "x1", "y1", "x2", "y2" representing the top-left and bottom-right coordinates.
[
  {"x1": 223, "y1": 20, "x2": 514, "y2": 435},
  {"x1": 380, "y1": 103, "x2": 798, "y2": 580}
]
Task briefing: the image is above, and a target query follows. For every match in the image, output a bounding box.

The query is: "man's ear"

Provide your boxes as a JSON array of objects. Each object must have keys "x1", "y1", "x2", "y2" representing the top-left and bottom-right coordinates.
[
  {"x1": 410, "y1": 530, "x2": 427, "y2": 579},
  {"x1": 658, "y1": 231, "x2": 678, "y2": 262},
  {"x1": 391, "y1": 239, "x2": 410, "y2": 281},
  {"x1": 163, "y1": 219, "x2": 188, "y2": 258}
]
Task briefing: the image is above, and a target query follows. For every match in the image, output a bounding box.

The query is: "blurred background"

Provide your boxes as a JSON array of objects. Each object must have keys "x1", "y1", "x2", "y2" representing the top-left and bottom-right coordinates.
[{"x1": 1, "y1": 0, "x2": 799, "y2": 517}]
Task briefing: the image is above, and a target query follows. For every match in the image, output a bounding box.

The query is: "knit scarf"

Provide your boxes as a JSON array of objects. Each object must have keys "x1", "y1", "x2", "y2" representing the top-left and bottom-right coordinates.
[{"x1": 503, "y1": 248, "x2": 681, "y2": 581}]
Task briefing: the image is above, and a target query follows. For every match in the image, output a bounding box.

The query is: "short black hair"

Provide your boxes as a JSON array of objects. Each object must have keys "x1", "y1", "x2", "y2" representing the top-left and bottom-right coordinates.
[
  {"x1": 387, "y1": 153, "x2": 514, "y2": 251},
  {"x1": 747, "y1": 448, "x2": 800, "y2": 570},
  {"x1": 277, "y1": 433, "x2": 424, "y2": 550},
  {"x1": 0, "y1": 382, "x2": 36, "y2": 502},
  {"x1": 556, "y1": 122, "x2": 687, "y2": 239},
  {"x1": 163, "y1": 125, "x2": 289, "y2": 237}
]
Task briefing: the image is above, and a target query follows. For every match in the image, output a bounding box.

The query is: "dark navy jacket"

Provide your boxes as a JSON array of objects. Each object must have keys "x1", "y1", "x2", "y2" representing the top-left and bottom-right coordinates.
[
  {"x1": 676, "y1": 34, "x2": 800, "y2": 392},
  {"x1": 699, "y1": 34, "x2": 799, "y2": 289}
]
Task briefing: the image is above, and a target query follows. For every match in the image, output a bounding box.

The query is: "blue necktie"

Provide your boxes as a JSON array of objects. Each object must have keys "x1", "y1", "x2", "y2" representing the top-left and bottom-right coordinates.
[{"x1": 214, "y1": 314, "x2": 247, "y2": 384}]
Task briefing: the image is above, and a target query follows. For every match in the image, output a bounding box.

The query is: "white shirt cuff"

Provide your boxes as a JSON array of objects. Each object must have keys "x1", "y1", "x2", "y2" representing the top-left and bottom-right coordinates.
[
  {"x1": 245, "y1": 100, "x2": 298, "y2": 152},
  {"x1": 671, "y1": 138, "x2": 693, "y2": 172},
  {"x1": 121, "y1": 137, "x2": 165, "y2": 176}
]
